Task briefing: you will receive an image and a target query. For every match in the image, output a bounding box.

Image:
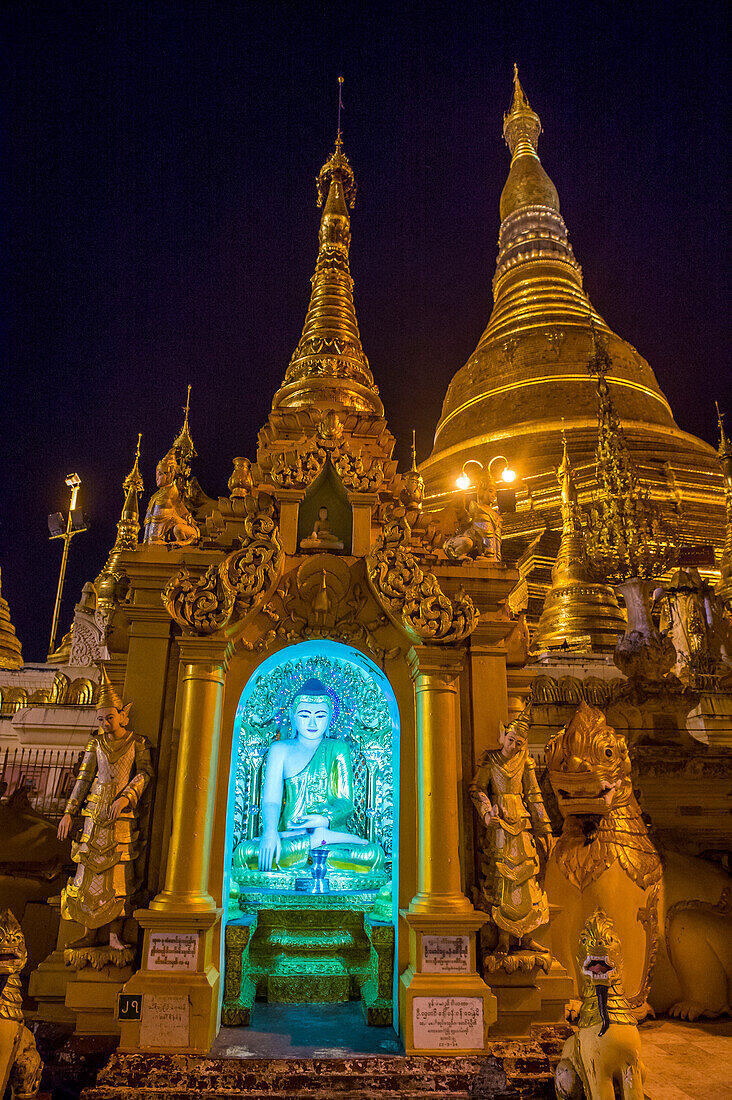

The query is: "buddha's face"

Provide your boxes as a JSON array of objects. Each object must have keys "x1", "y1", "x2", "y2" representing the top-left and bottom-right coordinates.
[{"x1": 292, "y1": 697, "x2": 331, "y2": 741}]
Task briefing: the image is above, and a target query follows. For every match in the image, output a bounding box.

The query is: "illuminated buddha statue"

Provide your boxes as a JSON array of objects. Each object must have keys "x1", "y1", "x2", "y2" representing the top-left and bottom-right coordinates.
[{"x1": 232, "y1": 678, "x2": 384, "y2": 884}]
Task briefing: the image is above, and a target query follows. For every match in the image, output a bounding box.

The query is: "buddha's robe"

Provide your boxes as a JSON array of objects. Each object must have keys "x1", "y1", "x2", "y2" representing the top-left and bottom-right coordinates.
[{"x1": 234, "y1": 738, "x2": 384, "y2": 874}]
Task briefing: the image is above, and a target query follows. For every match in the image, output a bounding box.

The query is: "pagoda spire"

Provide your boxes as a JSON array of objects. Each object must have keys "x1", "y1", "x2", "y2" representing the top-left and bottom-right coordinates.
[
  {"x1": 172, "y1": 384, "x2": 196, "y2": 464},
  {"x1": 532, "y1": 431, "x2": 626, "y2": 653},
  {"x1": 95, "y1": 435, "x2": 144, "y2": 605},
  {"x1": 0, "y1": 565, "x2": 23, "y2": 669},
  {"x1": 271, "y1": 118, "x2": 383, "y2": 416},
  {"x1": 716, "y1": 402, "x2": 732, "y2": 604}
]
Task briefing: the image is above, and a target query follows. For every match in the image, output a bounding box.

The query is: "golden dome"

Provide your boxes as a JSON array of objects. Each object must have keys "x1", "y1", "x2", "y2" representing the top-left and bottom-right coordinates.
[
  {"x1": 0, "y1": 566, "x2": 23, "y2": 670},
  {"x1": 422, "y1": 70, "x2": 722, "y2": 554}
]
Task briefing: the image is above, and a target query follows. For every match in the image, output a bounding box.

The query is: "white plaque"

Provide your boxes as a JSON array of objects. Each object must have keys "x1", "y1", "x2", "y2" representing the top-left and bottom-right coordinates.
[
  {"x1": 147, "y1": 932, "x2": 198, "y2": 971},
  {"x1": 412, "y1": 996, "x2": 484, "y2": 1050},
  {"x1": 139, "y1": 995, "x2": 190, "y2": 1047},
  {"x1": 422, "y1": 935, "x2": 470, "y2": 973}
]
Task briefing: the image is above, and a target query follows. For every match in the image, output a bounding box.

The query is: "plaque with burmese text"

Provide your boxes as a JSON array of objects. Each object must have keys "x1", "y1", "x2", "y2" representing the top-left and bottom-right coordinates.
[
  {"x1": 412, "y1": 996, "x2": 484, "y2": 1049},
  {"x1": 147, "y1": 931, "x2": 198, "y2": 971},
  {"x1": 139, "y1": 995, "x2": 189, "y2": 1047},
  {"x1": 421, "y1": 934, "x2": 470, "y2": 973}
]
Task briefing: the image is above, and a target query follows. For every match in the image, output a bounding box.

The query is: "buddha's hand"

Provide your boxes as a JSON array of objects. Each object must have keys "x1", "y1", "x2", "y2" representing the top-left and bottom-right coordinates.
[
  {"x1": 57, "y1": 813, "x2": 73, "y2": 840},
  {"x1": 258, "y1": 830, "x2": 281, "y2": 871}
]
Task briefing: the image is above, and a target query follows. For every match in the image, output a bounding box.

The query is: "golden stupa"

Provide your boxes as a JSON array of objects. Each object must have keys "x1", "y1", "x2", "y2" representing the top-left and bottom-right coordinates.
[
  {"x1": 421, "y1": 68, "x2": 724, "y2": 555},
  {"x1": 531, "y1": 432, "x2": 626, "y2": 652},
  {"x1": 0, "y1": 566, "x2": 23, "y2": 670}
]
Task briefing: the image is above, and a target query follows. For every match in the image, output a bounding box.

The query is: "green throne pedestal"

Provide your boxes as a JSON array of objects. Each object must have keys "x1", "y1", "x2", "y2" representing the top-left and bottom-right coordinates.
[{"x1": 223, "y1": 889, "x2": 394, "y2": 1026}]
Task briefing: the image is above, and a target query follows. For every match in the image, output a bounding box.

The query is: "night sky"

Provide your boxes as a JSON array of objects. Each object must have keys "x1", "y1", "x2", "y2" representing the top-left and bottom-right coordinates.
[{"x1": 4, "y1": 2, "x2": 730, "y2": 661}]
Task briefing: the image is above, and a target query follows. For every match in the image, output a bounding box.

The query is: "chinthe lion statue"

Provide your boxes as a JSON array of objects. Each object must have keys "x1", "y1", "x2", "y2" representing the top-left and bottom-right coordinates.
[
  {"x1": 0, "y1": 909, "x2": 43, "y2": 1099},
  {"x1": 555, "y1": 910, "x2": 645, "y2": 1100},
  {"x1": 544, "y1": 701, "x2": 732, "y2": 1020}
]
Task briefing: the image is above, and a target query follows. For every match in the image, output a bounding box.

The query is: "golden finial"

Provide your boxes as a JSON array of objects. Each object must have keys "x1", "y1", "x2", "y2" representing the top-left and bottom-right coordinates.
[
  {"x1": 716, "y1": 402, "x2": 732, "y2": 486},
  {"x1": 411, "y1": 429, "x2": 418, "y2": 472},
  {"x1": 503, "y1": 64, "x2": 541, "y2": 157},
  {"x1": 317, "y1": 81, "x2": 356, "y2": 210},
  {"x1": 173, "y1": 385, "x2": 196, "y2": 462},
  {"x1": 123, "y1": 433, "x2": 144, "y2": 498},
  {"x1": 337, "y1": 75, "x2": 344, "y2": 145},
  {"x1": 97, "y1": 662, "x2": 124, "y2": 710}
]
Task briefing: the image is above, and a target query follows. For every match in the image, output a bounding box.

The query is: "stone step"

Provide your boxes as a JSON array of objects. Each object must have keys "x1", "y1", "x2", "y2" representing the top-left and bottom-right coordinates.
[{"x1": 80, "y1": 1050, "x2": 560, "y2": 1100}]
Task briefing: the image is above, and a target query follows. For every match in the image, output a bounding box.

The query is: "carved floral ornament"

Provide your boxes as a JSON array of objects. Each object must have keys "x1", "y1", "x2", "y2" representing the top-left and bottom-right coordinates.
[
  {"x1": 163, "y1": 505, "x2": 283, "y2": 636},
  {"x1": 366, "y1": 522, "x2": 478, "y2": 645},
  {"x1": 269, "y1": 432, "x2": 384, "y2": 493},
  {"x1": 243, "y1": 554, "x2": 401, "y2": 663}
]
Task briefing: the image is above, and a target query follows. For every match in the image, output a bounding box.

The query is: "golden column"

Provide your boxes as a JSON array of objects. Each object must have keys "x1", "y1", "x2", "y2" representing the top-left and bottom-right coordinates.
[
  {"x1": 118, "y1": 636, "x2": 232, "y2": 1055},
  {"x1": 151, "y1": 637, "x2": 232, "y2": 913},
  {"x1": 399, "y1": 644, "x2": 497, "y2": 1055},
  {"x1": 408, "y1": 646, "x2": 473, "y2": 914}
]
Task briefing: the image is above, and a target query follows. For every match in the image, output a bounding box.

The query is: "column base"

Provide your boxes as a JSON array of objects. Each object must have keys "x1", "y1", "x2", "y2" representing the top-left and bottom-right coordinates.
[
  {"x1": 117, "y1": 907, "x2": 222, "y2": 1055},
  {"x1": 398, "y1": 909, "x2": 497, "y2": 1055}
]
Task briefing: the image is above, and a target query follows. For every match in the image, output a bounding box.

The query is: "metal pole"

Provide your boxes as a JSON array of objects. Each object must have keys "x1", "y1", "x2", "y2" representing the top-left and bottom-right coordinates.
[{"x1": 48, "y1": 480, "x2": 80, "y2": 657}]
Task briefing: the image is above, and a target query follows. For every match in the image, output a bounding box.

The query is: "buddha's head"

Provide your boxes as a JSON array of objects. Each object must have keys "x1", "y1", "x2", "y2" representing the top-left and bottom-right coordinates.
[{"x1": 291, "y1": 677, "x2": 333, "y2": 741}]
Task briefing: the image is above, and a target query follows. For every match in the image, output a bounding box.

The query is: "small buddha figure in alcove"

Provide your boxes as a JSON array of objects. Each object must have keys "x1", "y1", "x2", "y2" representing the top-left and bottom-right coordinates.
[{"x1": 301, "y1": 505, "x2": 344, "y2": 550}]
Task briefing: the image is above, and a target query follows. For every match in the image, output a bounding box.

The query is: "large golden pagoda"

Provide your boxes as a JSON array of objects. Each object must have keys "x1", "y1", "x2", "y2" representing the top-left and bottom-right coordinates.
[{"x1": 421, "y1": 68, "x2": 724, "y2": 556}]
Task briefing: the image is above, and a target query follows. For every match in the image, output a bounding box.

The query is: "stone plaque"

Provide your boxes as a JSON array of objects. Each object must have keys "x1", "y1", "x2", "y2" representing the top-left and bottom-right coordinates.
[
  {"x1": 421, "y1": 935, "x2": 470, "y2": 973},
  {"x1": 139, "y1": 995, "x2": 189, "y2": 1047},
  {"x1": 147, "y1": 932, "x2": 198, "y2": 971},
  {"x1": 412, "y1": 996, "x2": 484, "y2": 1050}
]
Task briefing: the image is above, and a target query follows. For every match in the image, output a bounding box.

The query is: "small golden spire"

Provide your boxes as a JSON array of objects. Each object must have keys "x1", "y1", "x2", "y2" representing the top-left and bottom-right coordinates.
[
  {"x1": 173, "y1": 385, "x2": 196, "y2": 462},
  {"x1": 272, "y1": 106, "x2": 382, "y2": 415},
  {"x1": 0, "y1": 564, "x2": 23, "y2": 670},
  {"x1": 531, "y1": 433, "x2": 626, "y2": 653},
  {"x1": 95, "y1": 435, "x2": 145, "y2": 603},
  {"x1": 411, "y1": 429, "x2": 418, "y2": 472}
]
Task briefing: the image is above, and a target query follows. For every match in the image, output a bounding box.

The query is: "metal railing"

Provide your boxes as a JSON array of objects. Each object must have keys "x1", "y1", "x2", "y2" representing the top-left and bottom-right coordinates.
[{"x1": 0, "y1": 746, "x2": 83, "y2": 823}]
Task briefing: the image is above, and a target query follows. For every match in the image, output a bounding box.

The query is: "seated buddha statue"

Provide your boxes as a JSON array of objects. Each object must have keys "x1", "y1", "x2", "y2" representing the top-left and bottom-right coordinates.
[{"x1": 232, "y1": 678, "x2": 384, "y2": 887}]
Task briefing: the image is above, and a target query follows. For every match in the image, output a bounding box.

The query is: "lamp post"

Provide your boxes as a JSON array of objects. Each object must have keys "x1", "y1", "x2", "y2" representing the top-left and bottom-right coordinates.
[
  {"x1": 48, "y1": 472, "x2": 88, "y2": 656},
  {"x1": 456, "y1": 456, "x2": 517, "y2": 512}
]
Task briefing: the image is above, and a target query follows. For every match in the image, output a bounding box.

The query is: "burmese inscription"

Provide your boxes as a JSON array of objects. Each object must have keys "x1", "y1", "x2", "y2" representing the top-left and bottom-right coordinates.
[
  {"x1": 421, "y1": 935, "x2": 470, "y2": 973},
  {"x1": 412, "y1": 996, "x2": 483, "y2": 1049},
  {"x1": 139, "y1": 995, "x2": 190, "y2": 1047},
  {"x1": 147, "y1": 932, "x2": 198, "y2": 971}
]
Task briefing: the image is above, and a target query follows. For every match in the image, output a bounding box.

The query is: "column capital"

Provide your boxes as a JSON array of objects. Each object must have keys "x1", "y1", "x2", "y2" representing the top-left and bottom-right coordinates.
[
  {"x1": 176, "y1": 635, "x2": 234, "y2": 670},
  {"x1": 407, "y1": 644, "x2": 464, "y2": 684}
]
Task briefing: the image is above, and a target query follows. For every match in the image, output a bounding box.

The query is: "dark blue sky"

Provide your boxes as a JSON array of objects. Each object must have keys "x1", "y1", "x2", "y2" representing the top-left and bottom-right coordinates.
[{"x1": 4, "y1": 1, "x2": 730, "y2": 660}]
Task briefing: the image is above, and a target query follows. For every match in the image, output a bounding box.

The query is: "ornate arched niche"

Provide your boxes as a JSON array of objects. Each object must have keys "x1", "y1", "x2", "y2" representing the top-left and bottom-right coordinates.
[
  {"x1": 297, "y1": 459, "x2": 353, "y2": 552},
  {"x1": 221, "y1": 639, "x2": 400, "y2": 1023}
]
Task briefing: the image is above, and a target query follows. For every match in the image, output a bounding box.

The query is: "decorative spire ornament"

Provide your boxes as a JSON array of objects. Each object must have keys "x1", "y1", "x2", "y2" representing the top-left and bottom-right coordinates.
[
  {"x1": 531, "y1": 431, "x2": 626, "y2": 653},
  {"x1": 94, "y1": 434, "x2": 144, "y2": 605},
  {"x1": 585, "y1": 336, "x2": 677, "y2": 583},
  {"x1": 271, "y1": 88, "x2": 382, "y2": 416}
]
